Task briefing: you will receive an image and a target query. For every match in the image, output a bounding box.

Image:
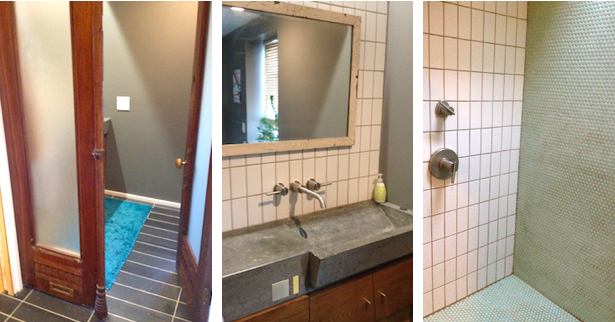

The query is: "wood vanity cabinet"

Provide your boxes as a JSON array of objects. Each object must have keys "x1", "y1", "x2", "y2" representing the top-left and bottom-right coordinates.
[
  {"x1": 373, "y1": 258, "x2": 413, "y2": 320},
  {"x1": 310, "y1": 274, "x2": 375, "y2": 322},
  {"x1": 310, "y1": 257, "x2": 412, "y2": 322},
  {"x1": 233, "y1": 257, "x2": 412, "y2": 322},
  {"x1": 234, "y1": 295, "x2": 309, "y2": 322}
]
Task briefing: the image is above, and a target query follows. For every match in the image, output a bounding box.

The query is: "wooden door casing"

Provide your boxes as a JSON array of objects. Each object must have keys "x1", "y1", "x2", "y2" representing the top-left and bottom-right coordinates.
[
  {"x1": 0, "y1": 1, "x2": 105, "y2": 315},
  {"x1": 175, "y1": 2, "x2": 212, "y2": 322}
]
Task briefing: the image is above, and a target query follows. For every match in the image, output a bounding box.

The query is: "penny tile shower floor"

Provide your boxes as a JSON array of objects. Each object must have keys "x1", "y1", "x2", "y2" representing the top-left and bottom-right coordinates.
[
  {"x1": 424, "y1": 276, "x2": 579, "y2": 322},
  {"x1": 0, "y1": 197, "x2": 190, "y2": 322}
]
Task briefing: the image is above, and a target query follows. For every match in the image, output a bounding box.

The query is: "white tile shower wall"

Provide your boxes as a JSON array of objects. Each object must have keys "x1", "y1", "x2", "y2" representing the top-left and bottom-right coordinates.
[
  {"x1": 423, "y1": 1, "x2": 526, "y2": 317},
  {"x1": 222, "y1": 1, "x2": 389, "y2": 232}
]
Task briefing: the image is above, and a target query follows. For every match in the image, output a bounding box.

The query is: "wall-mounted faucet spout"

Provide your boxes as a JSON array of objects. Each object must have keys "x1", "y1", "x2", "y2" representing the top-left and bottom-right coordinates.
[{"x1": 291, "y1": 181, "x2": 326, "y2": 208}]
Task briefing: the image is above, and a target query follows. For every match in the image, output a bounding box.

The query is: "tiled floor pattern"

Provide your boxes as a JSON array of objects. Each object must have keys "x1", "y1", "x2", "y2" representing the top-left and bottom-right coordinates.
[
  {"x1": 0, "y1": 197, "x2": 190, "y2": 322},
  {"x1": 423, "y1": 275, "x2": 579, "y2": 322}
]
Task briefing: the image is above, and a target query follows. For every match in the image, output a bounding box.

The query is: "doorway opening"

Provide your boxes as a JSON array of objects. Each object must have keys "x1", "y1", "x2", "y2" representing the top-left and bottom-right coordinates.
[{"x1": 101, "y1": 1, "x2": 198, "y2": 320}]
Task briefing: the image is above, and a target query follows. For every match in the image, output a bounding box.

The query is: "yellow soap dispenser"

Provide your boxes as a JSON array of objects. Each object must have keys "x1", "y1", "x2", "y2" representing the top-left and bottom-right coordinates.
[{"x1": 374, "y1": 173, "x2": 386, "y2": 203}]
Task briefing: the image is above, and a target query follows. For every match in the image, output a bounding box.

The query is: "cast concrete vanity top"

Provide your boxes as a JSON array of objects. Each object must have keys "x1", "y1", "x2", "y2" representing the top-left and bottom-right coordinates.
[{"x1": 222, "y1": 200, "x2": 412, "y2": 321}]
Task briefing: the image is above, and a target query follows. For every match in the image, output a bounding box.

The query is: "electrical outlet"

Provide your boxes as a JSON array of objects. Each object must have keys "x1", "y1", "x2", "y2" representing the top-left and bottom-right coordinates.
[{"x1": 271, "y1": 279, "x2": 289, "y2": 302}]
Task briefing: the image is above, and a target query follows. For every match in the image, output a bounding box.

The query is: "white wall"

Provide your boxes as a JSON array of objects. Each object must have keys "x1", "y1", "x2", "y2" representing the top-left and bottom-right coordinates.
[
  {"x1": 423, "y1": 1, "x2": 527, "y2": 316},
  {"x1": 222, "y1": 1, "x2": 390, "y2": 231}
]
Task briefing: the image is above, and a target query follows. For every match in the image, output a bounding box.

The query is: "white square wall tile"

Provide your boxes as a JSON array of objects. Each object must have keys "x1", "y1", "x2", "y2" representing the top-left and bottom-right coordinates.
[
  {"x1": 506, "y1": 17, "x2": 517, "y2": 46},
  {"x1": 246, "y1": 165, "x2": 262, "y2": 196},
  {"x1": 444, "y1": 71, "x2": 458, "y2": 101},
  {"x1": 364, "y1": 41, "x2": 376, "y2": 71},
  {"x1": 458, "y1": 40, "x2": 471, "y2": 71},
  {"x1": 376, "y1": 14, "x2": 387, "y2": 42},
  {"x1": 495, "y1": 14, "x2": 507, "y2": 45},
  {"x1": 458, "y1": 6, "x2": 472, "y2": 40},
  {"x1": 231, "y1": 198, "x2": 248, "y2": 229},
  {"x1": 366, "y1": 12, "x2": 377, "y2": 41},
  {"x1": 433, "y1": 263, "x2": 445, "y2": 289},
  {"x1": 430, "y1": 69, "x2": 444, "y2": 100},
  {"x1": 222, "y1": 200, "x2": 233, "y2": 232},
  {"x1": 444, "y1": 3, "x2": 458, "y2": 38},
  {"x1": 222, "y1": 168, "x2": 231, "y2": 201},
  {"x1": 444, "y1": 37, "x2": 458, "y2": 70},
  {"x1": 429, "y1": 1, "x2": 444, "y2": 36},
  {"x1": 471, "y1": 42, "x2": 483, "y2": 72},
  {"x1": 230, "y1": 166, "x2": 247, "y2": 199},
  {"x1": 483, "y1": 12, "x2": 496, "y2": 43},
  {"x1": 247, "y1": 195, "x2": 263, "y2": 226},
  {"x1": 471, "y1": 9, "x2": 484, "y2": 41}
]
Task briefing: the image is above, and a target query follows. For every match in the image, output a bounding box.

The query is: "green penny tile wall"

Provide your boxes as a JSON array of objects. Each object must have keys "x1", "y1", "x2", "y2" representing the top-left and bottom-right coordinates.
[{"x1": 516, "y1": 2, "x2": 615, "y2": 322}]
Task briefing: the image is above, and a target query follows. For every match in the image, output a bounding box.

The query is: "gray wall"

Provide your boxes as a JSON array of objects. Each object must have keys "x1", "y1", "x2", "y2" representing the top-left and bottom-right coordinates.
[
  {"x1": 380, "y1": 2, "x2": 412, "y2": 210},
  {"x1": 515, "y1": 2, "x2": 615, "y2": 321},
  {"x1": 103, "y1": 1, "x2": 198, "y2": 202}
]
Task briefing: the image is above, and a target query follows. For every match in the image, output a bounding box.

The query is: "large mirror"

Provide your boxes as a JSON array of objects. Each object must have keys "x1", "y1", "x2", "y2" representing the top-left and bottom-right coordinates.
[{"x1": 222, "y1": 1, "x2": 360, "y2": 156}]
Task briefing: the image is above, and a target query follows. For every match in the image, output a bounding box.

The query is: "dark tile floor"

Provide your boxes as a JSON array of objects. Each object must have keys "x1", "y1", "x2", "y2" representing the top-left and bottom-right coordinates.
[{"x1": 0, "y1": 198, "x2": 190, "y2": 322}]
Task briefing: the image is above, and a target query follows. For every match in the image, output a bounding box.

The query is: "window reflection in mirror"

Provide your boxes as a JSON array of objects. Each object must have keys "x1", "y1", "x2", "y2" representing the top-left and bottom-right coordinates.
[{"x1": 222, "y1": 5, "x2": 353, "y2": 145}]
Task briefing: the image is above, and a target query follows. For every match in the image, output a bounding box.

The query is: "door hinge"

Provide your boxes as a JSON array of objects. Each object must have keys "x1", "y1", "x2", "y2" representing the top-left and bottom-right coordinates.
[{"x1": 92, "y1": 149, "x2": 105, "y2": 159}]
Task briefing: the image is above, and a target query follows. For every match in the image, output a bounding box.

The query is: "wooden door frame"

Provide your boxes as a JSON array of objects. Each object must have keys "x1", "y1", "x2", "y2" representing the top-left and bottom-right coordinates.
[
  {"x1": 175, "y1": 2, "x2": 212, "y2": 321},
  {"x1": 1, "y1": 1, "x2": 211, "y2": 319},
  {"x1": 0, "y1": 1, "x2": 105, "y2": 314}
]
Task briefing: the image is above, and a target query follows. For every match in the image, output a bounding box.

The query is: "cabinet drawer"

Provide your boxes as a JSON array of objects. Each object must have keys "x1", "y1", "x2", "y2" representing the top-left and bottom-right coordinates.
[
  {"x1": 234, "y1": 295, "x2": 309, "y2": 322},
  {"x1": 310, "y1": 274, "x2": 375, "y2": 322},
  {"x1": 373, "y1": 258, "x2": 412, "y2": 320}
]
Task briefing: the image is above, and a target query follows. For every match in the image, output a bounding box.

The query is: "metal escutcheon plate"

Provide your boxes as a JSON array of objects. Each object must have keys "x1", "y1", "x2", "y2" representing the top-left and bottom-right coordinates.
[{"x1": 429, "y1": 148, "x2": 459, "y2": 180}]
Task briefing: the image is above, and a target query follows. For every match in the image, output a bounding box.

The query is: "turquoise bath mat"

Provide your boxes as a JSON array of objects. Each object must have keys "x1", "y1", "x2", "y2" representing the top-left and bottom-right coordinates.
[{"x1": 104, "y1": 197, "x2": 152, "y2": 289}]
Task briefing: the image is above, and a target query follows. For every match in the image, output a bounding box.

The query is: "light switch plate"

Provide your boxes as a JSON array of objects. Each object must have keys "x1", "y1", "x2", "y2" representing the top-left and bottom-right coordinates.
[
  {"x1": 271, "y1": 279, "x2": 289, "y2": 302},
  {"x1": 117, "y1": 96, "x2": 130, "y2": 111}
]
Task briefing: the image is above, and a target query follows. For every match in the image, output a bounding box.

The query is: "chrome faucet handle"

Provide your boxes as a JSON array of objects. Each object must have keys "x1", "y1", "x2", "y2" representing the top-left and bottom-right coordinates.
[
  {"x1": 306, "y1": 178, "x2": 332, "y2": 191},
  {"x1": 435, "y1": 100, "x2": 455, "y2": 117},
  {"x1": 266, "y1": 183, "x2": 289, "y2": 196},
  {"x1": 290, "y1": 181, "x2": 303, "y2": 192},
  {"x1": 439, "y1": 158, "x2": 458, "y2": 184}
]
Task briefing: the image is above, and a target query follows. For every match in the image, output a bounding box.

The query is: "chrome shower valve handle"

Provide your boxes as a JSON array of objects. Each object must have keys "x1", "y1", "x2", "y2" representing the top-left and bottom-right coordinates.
[{"x1": 429, "y1": 148, "x2": 459, "y2": 184}]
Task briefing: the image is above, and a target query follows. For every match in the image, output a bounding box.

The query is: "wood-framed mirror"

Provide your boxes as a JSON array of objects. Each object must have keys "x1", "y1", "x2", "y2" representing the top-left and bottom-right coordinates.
[{"x1": 222, "y1": 1, "x2": 361, "y2": 157}]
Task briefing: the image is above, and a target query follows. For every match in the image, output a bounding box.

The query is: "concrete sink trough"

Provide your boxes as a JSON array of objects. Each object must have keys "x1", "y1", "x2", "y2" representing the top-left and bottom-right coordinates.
[{"x1": 222, "y1": 200, "x2": 412, "y2": 321}]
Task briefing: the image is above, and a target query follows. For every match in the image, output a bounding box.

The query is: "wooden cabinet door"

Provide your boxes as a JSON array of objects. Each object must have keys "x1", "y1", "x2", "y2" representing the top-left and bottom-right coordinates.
[
  {"x1": 235, "y1": 295, "x2": 309, "y2": 322},
  {"x1": 310, "y1": 275, "x2": 375, "y2": 322},
  {"x1": 373, "y1": 258, "x2": 413, "y2": 320}
]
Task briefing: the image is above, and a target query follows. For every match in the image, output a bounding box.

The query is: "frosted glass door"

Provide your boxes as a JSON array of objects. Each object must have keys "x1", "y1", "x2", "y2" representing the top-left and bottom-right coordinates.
[{"x1": 14, "y1": 2, "x2": 81, "y2": 255}]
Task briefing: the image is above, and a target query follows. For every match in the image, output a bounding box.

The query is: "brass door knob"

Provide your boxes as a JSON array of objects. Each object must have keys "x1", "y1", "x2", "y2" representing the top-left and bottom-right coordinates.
[{"x1": 175, "y1": 158, "x2": 186, "y2": 168}]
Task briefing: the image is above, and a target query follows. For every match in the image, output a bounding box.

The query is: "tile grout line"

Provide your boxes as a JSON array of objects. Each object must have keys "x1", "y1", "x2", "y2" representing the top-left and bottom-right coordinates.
[
  {"x1": 86, "y1": 310, "x2": 94, "y2": 322},
  {"x1": 125, "y1": 259, "x2": 178, "y2": 275},
  {"x1": 135, "y1": 240, "x2": 177, "y2": 252},
  {"x1": 119, "y1": 270, "x2": 181, "y2": 288},
  {"x1": 107, "y1": 295, "x2": 175, "y2": 318},
  {"x1": 107, "y1": 312, "x2": 137, "y2": 322},
  {"x1": 147, "y1": 218, "x2": 180, "y2": 227},
  {"x1": 113, "y1": 282, "x2": 182, "y2": 303},
  {"x1": 171, "y1": 288, "x2": 182, "y2": 322},
  {"x1": 4, "y1": 289, "x2": 32, "y2": 322},
  {"x1": 149, "y1": 211, "x2": 180, "y2": 219},
  {"x1": 142, "y1": 224, "x2": 179, "y2": 234},
  {"x1": 138, "y1": 232, "x2": 178, "y2": 243},
  {"x1": 18, "y1": 302, "x2": 82, "y2": 322},
  {"x1": 130, "y1": 249, "x2": 176, "y2": 262}
]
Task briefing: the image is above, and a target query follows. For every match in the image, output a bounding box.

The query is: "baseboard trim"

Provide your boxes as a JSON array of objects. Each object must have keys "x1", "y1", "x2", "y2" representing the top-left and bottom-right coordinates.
[{"x1": 104, "y1": 190, "x2": 181, "y2": 209}]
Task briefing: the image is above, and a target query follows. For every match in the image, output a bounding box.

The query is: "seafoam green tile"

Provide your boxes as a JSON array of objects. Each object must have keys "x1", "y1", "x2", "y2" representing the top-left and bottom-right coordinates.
[
  {"x1": 424, "y1": 276, "x2": 580, "y2": 322},
  {"x1": 515, "y1": 2, "x2": 615, "y2": 322}
]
